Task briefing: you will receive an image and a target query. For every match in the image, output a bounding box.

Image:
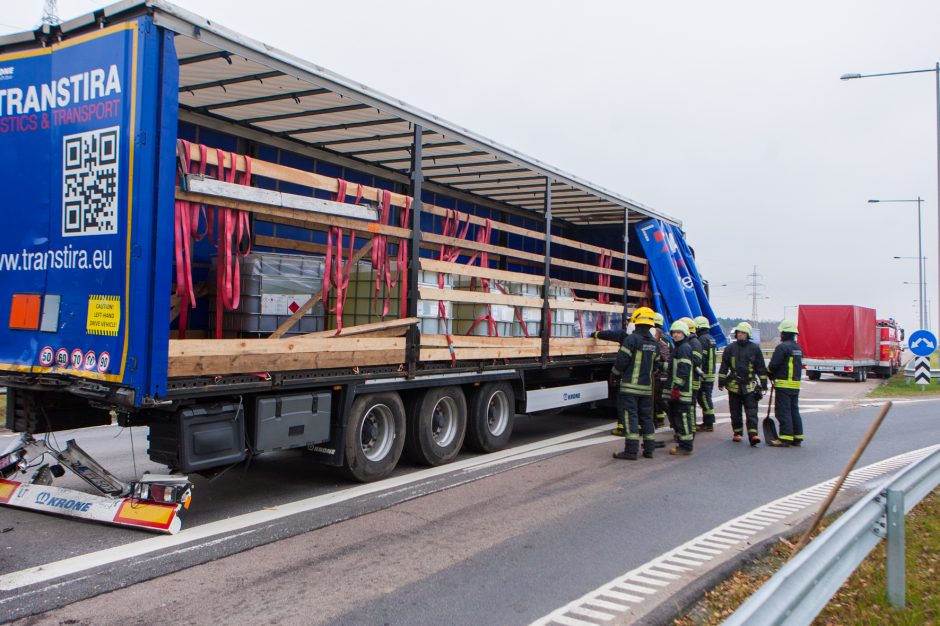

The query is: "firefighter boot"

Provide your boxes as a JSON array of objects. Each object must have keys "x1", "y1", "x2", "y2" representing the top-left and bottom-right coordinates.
[
  {"x1": 750, "y1": 434, "x2": 761, "y2": 447},
  {"x1": 696, "y1": 423, "x2": 714, "y2": 432}
]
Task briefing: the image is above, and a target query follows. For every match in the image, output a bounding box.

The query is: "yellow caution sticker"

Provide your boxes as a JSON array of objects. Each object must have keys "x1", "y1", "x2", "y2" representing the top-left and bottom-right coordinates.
[{"x1": 86, "y1": 295, "x2": 121, "y2": 336}]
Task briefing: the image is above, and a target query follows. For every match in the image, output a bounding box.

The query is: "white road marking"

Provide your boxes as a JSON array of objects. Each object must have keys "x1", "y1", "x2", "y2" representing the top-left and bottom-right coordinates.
[
  {"x1": 532, "y1": 444, "x2": 940, "y2": 626},
  {"x1": 603, "y1": 589, "x2": 644, "y2": 603},
  {"x1": 0, "y1": 422, "x2": 622, "y2": 593}
]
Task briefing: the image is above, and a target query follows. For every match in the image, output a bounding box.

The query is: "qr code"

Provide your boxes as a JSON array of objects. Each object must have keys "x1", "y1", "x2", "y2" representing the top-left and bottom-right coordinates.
[{"x1": 62, "y1": 126, "x2": 120, "y2": 236}]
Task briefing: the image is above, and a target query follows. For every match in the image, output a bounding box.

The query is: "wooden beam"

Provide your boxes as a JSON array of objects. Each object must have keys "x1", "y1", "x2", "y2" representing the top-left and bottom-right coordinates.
[
  {"x1": 419, "y1": 259, "x2": 543, "y2": 286},
  {"x1": 254, "y1": 234, "x2": 328, "y2": 256},
  {"x1": 551, "y1": 300, "x2": 624, "y2": 314},
  {"x1": 186, "y1": 143, "x2": 414, "y2": 210},
  {"x1": 423, "y1": 232, "x2": 544, "y2": 265},
  {"x1": 176, "y1": 190, "x2": 412, "y2": 239},
  {"x1": 298, "y1": 317, "x2": 418, "y2": 339},
  {"x1": 418, "y1": 287, "x2": 543, "y2": 308},
  {"x1": 550, "y1": 279, "x2": 623, "y2": 297},
  {"x1": 183, "y1": 144, "x2": 649, "y2": 269}
]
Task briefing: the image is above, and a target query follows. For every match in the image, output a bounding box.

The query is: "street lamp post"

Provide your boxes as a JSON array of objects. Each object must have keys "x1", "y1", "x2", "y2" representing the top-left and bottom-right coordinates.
[
  {"x1": 843, "y1": 65, "x2": 940, "y2": 334},
  {"x1": 869, "y1": 198, "x2": 925, "y2": 328}
]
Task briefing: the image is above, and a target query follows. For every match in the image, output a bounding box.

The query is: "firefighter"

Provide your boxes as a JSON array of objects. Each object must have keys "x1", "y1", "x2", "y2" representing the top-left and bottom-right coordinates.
[
  {"x1": 596, "y1": 307, "x2": 660, "y2": 459},
  {"x1": 694, "y1": 315, "x2": 717, "y2": 432},
  {"x1": 767, "y1": 320, "x2": 804, "y2": 447},
  {"x1": 652, "y1": 312, "x2": 671, "y2": 430},
  {"x1": 718, "y1": 321, "x2": 768, "y2": 445},
  {"x1": 667, "y1": 320, "x2": 695, "y2": 456},
  {"x1": 680, "y1": 317, "x2": 704, "y2": 428}
]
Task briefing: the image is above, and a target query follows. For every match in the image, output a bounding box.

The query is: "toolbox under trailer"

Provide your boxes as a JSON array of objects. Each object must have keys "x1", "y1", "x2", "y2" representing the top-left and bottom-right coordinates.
[{"x1": 0, "y1": 1, "x2": 688, "y2": 529}]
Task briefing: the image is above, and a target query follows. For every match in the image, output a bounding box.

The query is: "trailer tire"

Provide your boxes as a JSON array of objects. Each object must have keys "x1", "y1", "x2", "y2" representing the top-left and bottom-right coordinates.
[
  {"x1": 466, "y1": 382, "x2": 515, "y2": 453},
  {"x1": 404, "y1": 386, "x2": 467, "y2": 466},
  {"x1": 342, "y1": 392, "x2": 405, "y2": 482},
  {"x1": 807, "y1": 371, "x2": 821, "y2": 381}
]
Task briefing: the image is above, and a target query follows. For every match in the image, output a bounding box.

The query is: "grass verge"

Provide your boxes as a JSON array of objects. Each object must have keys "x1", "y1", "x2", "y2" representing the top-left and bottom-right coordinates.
[
  {"x1": 869, "y1": 371, "x2": 940, "y2": 397},
  {"x1": 675, "y1": 488, "x2": 940, "y2": 625}
]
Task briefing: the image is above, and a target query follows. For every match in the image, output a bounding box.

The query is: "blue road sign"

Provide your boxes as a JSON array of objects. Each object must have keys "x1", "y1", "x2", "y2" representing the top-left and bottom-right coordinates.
[{"x1": 908, "y1": 329, "x2": 938, "y2": 358}]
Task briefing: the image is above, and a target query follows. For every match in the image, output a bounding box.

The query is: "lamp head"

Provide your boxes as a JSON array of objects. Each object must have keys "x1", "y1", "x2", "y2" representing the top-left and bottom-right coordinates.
[{"x1": 841, "y1": 73, "x2": 862, "y2": 80}]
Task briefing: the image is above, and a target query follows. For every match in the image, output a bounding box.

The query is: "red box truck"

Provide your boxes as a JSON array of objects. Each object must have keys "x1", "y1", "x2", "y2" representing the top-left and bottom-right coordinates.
[{"x1": 799, "y1": 305, "x2": 903, "y2": 382}]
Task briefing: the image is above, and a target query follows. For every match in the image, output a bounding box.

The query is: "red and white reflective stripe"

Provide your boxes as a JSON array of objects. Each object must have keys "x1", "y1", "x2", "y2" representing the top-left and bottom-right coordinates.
[{"x1": 0, "y1": 479, "x2": 182, "y2": 534}]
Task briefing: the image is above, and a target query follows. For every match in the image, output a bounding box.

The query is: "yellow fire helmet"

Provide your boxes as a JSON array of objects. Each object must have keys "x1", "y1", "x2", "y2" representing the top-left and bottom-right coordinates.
[
  {"x1": 630, "y1": 306, "x2": 657, "y2": 326},
  {"x1": 680, "y1": 317, "x2": 697, "y2": 332}
]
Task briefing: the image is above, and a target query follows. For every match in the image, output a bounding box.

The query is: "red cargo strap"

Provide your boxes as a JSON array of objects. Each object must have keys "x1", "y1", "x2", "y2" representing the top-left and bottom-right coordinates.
[
  {"x1": 370, "y1": 189, "x2": 399, "y2": 318},
  {"x1": 213, "y1": 149, "x2": 252, "y2": 339},
  {"x1": 434, "y1": 209, "x2": 472, "y2": 364},
  {"x1": 595, "y1": 249, "x2": 613, "y2": 331},
  {"x1": 173, "y1": 140, "x2": 212, "y2": 338},
  {"x1": 322, "y1": 180, "x2": 357, "y2": 334}
]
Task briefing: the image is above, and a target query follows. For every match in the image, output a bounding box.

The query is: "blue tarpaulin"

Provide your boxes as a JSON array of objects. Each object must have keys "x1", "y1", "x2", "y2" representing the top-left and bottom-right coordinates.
[{"x1": 636, "y1": 219, "x2": 726, "y2": 347}]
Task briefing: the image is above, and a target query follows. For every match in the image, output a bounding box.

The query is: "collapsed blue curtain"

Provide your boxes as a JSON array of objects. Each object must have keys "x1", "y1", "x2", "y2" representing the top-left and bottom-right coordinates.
[{"x1": 636, "y1": 219, "x2": 726, "y2": 347}]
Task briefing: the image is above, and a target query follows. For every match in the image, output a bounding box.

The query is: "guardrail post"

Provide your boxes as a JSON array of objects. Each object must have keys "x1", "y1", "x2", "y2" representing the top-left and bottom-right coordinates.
[{"x1": 886, "y1": 487, "x2": 906, "y2": 608}]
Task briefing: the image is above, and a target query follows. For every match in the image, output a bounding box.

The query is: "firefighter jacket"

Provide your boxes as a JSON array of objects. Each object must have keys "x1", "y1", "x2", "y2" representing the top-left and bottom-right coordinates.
[
  {"x1": 607, "y1": 328, "x2": 659, "y2": 395},
  {"x1": 696, "y1": 330, "x2": 717, "y2": 382},
  {"x1": 688, "y1": 334, "x2": 704, "y2": 391},
  {"x1": 768, "y1": 338, "x2": 803, "y2": 390},
  {"x1": 669, "y1": 338, "x2": 694, "y2": 403},
  {"x1": 718, "y1": 339, "x2": 768, "y2": 394}
]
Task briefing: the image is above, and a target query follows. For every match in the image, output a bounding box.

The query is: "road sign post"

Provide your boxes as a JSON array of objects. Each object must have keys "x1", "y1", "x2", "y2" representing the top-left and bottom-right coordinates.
[{"x1": 908, "y1": 329, "x2": 936, "y2": 387}]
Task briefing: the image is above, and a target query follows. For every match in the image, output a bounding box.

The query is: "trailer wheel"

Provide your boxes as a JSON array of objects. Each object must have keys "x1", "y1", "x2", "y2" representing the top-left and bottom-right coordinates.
[
  {"x1": 807, "y1": 371, "x2": 821, "y2": 381},
  {"x1": 404, "y1": 386, "x2": 467, "y2": 466},
  {"x1": 342, "y1": 392, "x2": 405, "y2": 482},
  {"x1": 853, "y1": 369, "x2": 864, "y2": 382},
  {"x1": 466, "y1": 382, "x2": 515, "y2": 453}
]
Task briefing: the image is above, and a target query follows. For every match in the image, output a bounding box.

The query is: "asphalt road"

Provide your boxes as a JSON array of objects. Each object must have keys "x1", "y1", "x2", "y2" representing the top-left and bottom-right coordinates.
[{"x1": 3, "y1": 377, "x2": 937, "y2": 625}]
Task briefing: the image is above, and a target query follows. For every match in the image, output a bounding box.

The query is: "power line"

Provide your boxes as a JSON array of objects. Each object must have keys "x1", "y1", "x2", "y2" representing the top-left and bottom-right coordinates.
[
  {"x1": 746, "y1": 265, "x2": 765, "y2": 323},
  {"x1": 42, "y1": 0, "x2": 59, "y2": 26}
]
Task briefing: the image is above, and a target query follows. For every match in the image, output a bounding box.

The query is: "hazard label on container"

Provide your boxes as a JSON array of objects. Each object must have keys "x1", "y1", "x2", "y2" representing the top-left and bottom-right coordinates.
[{"x1": 86, "y1": 295, "x2": 121, "y2": 336}]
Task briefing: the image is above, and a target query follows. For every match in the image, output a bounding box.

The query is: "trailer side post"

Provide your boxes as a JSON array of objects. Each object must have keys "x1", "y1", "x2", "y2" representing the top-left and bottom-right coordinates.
[
  {"x1": 406, "y1": 124, "x2": 423, "y2": 379},
  {"x1": 623, "y1": 208, "x2": 630, "y2": 328},
  {"x1": 541, "y1": 178, "x2": 553, "y2": 366}
]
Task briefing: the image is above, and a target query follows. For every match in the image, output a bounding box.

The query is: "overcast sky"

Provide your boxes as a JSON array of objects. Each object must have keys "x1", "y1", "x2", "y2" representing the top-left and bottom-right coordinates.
[{"x1": 6, "y1": 0, "x2": 940, "y2": 335}]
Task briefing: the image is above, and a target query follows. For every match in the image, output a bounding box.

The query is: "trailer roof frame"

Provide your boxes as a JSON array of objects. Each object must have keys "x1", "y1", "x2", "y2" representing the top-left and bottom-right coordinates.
[{"x1": 0, "y1": 0, "x2": 681, "y2": 228}]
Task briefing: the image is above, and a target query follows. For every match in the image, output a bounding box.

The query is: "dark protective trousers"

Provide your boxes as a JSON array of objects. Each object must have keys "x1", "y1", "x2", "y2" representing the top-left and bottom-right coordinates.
[
  {"x1": 620, "y1": 392, "x2": 656, "y2": 456},
  {"x1": 774, "y1": 388, "x2": 803, "y2": 443},
  {"x1": 669, "y1": 400, "x2": 694, "y2": 451},
  {"x1": 728, "y1": 391, "x2": 759, "y2": 436},
  {"x1": 696, "y1": 381, "x2": 716, "y2": 426}
]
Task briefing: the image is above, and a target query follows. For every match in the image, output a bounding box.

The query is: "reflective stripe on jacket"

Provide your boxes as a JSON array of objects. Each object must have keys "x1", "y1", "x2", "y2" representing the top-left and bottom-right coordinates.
[
  {"x1": 669, "y1": 339, "x2": 694, "y2": 402},
  {"x1": 697, "y1": 331, "x2": 717, "y2": 382},
  {"x1": 718, "y1": 339, "x2": 768, "y2": 394},
  {"x1": 688, "y1": 335, "x2": 703, "y2": 391},
  {"x1": 768, "y1": 339, "x2": 802, "y2": 390},
  {"x1": 609, "y1": 328, "x2": 659, "y2": 394}
]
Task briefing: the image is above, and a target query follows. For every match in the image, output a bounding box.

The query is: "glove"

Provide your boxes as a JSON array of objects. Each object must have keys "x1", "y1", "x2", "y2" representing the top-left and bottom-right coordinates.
[
  {"x1": 608, "y1": 372, "x2": 618, "y2": 387},
  {"x1": 761, "y1": 381, "x2": 768, "y2": 392},
  {"x1": 718, "y1": 382, "x2": 725, "y2": 391},
  {"x1": 670, "y1": 388, "x2": 681, "y2": 401}
]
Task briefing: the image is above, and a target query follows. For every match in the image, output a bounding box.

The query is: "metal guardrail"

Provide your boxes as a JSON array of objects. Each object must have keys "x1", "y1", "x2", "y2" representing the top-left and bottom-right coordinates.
[{"x1": 724, "y1": 445, "x2": 940, "y2": 625}]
